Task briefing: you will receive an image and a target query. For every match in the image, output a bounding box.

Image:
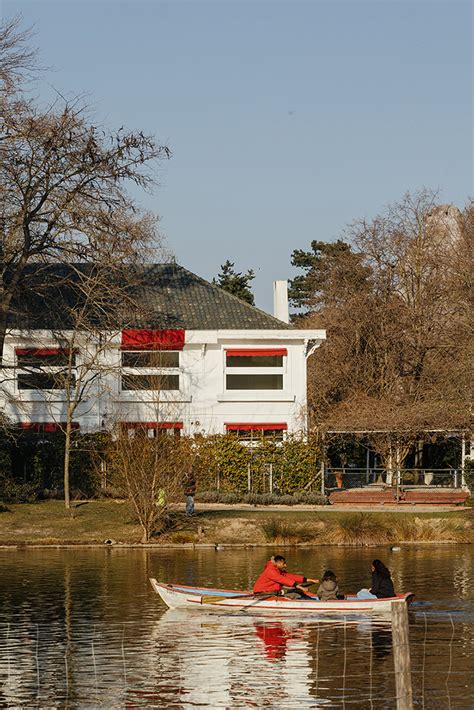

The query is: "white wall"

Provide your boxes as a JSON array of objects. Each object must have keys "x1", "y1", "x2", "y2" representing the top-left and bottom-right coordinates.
[{"x1": 1, "y1": 328, "x2": 325, "y2": 436}]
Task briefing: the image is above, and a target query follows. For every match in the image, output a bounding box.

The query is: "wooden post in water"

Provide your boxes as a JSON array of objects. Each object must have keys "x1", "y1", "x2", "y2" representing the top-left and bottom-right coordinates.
[{"x1": 391, "y1": 602, "x2": 413, "y2": 710}]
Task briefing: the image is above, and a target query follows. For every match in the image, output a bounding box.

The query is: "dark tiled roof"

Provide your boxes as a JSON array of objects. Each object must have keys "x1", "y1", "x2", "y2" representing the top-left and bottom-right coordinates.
[{"x1": 9, "y1": 263, "x2": 293, "y2": 331}]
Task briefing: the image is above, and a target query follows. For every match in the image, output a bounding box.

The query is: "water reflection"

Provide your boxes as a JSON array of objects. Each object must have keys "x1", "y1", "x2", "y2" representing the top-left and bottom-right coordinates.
[
  {"x1": 0, "y1": 546, "x2": 472, "y2": 708},
  {"x1": 151, "y1": 610, "x2": 393, "y2": 708}
]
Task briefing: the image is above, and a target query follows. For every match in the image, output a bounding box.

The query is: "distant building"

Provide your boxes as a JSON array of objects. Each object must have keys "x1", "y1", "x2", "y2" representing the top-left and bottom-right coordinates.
[
  {"x1": 426, "y1": 203, "x2": 462, "y2": 247},
  {"x1": 1, "y1": 264, "x2": 325, "y2": 439}
]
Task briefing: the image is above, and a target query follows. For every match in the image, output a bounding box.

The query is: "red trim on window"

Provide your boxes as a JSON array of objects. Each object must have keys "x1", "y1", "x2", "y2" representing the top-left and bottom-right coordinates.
[
  {"x1": 18, "y1": 422, "x2": 80, "y2": 432},
  {"x1": 15, "y1": 348, "x2": 73, "y2": 357},
  {"x1": 225, "y1": 349, "x2": 287, "y2": 358},
  {"x1": 121, "y1": 330, "x2": 185, "y2": 351},
  {"x1": 121, "y1": 421, "x2": 184, "y2": 430},
  {"x1": 225, "y1": 423, "x2": 288, "y2": 431}
]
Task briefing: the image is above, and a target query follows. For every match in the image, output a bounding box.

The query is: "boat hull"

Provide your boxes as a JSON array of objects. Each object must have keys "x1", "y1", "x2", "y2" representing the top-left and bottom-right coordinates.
[{"x1": 149, "y1": 579, "x2": 413, "y2": 614}]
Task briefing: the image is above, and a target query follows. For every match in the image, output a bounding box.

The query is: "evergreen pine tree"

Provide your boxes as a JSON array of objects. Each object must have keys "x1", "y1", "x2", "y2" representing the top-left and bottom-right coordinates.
[{"x1": 213, "y1": 260, "x2": 255, "y2": 305}]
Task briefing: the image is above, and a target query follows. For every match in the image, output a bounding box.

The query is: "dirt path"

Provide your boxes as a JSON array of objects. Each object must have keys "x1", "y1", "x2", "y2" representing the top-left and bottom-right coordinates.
[{"x1": 190, "y1": 502, "x2": 466, "y2": 513}]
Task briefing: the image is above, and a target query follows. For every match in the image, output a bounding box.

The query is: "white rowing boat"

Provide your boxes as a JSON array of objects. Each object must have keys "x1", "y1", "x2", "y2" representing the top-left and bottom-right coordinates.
[{"x1": 149, "y1": 579, "x2": 414, "y2": 614}]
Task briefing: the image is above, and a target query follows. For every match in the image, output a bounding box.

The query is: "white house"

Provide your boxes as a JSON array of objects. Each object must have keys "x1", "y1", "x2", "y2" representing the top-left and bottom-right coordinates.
[{"x1": 1, "y1": 264, "x2": 325, "y2": 439}]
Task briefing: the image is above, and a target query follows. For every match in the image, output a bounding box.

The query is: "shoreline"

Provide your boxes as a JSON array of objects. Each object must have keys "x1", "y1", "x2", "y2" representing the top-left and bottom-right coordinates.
[
  {"x1": 0, "y1": 539, "x2": 471, "y2": 549},
  {"x1": 1, "y1": 499, "x2": 472, "y2": 547}
]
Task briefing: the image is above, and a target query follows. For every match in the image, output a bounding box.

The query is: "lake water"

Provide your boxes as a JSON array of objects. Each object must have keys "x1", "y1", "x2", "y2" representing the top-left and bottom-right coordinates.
[{"x1": 0, "y1": 546, "x2": 472, "y2": 708}]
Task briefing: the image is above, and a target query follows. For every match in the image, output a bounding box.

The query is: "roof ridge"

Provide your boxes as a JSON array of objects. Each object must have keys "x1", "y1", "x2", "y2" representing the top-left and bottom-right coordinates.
[{"x1": 14, "y1": 261, "x2": 295, "y2": 330}]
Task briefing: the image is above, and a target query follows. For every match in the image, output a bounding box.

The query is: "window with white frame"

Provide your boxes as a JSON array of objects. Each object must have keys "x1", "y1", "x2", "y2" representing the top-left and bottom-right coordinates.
[
  {"x1": 16, "y1": 348, "x2": 76, "y2": 391},
  {"x1": 120, "y1": 350, "x2": 180, "y2": 391},
  {"x1": 225, "y1": 349, "x2": 286, "y2": 390}
]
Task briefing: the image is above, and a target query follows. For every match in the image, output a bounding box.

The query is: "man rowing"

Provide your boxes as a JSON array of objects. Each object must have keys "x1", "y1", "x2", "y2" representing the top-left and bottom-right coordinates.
[{"x1": 253, "y1": 555, "x2": 319, "y2": 597}]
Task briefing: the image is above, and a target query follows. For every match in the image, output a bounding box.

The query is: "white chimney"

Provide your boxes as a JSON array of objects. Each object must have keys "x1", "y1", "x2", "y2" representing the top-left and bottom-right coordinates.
[{"x1": 273, "y1": 280, "x2": 289, "y2": 323}]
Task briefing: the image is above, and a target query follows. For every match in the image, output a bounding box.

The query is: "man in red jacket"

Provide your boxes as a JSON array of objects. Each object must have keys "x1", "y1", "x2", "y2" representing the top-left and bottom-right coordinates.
[{"x1": 253, "y1": 555, "x2": 319, "y2": 596}]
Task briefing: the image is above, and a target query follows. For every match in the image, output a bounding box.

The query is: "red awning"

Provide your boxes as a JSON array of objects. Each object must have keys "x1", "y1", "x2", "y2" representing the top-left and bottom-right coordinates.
[
  {"x1": 225, "y1": 423, "x2": 288, "y2": 431},
  {"x1": 18, "y1": 422, "x2": 80, "y2": 432},
  {"x1": 121, "y1": 421, "x2": 183, "y2": 429},
  {"x1": 15, "y1": 348, "x2": 73, "y2": 356},
  {"x1": 225, "y1": 348, "x2": 287, "y2": 358},
  {"x1": 121, "y1": 330, "x2": 185, "y2": 351}
]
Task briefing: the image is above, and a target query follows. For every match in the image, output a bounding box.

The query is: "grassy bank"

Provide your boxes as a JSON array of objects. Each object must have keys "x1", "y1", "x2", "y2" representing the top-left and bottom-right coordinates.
[{"x1": 0, "y1": 499, "x2": 472, "y2": 546}]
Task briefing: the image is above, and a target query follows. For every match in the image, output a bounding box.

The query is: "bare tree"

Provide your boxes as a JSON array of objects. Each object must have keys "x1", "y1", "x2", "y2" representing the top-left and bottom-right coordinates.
[
  {"x1": 46, "y1": 265, "x2": 139, "y2": 509},
  {"x1": 0, "y1": 71, "x2": 170, "y2": 362},
  {"x1": 294, "y1": 191, "x2": 471, "y2": 458},
  {"x1": 105, "y1": 432, "x2": 190, "y2": 543},
  {"x1": 12, "y1": 258, "x2": 174, "y2": 509},
  {"x1": 0, "y1": 15, "x2": 38, "y2": 92}
]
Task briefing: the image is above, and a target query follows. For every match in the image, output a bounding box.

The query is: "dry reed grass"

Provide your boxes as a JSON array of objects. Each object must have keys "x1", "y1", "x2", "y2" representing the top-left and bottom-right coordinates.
[
  {"x1": 259, "y1": 513, "x2": 472, "y2": 545},
  {"x1": 261, "y1": 518, "x2": 321, "y2": 544}
]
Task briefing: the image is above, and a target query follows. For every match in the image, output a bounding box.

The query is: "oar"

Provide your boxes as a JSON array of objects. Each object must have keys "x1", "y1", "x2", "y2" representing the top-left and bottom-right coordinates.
[
  {"x1": 238, "y1": 593, "x2": 279, "y2": 613},
  {"x1": 202, "y1": 581, "x2": 319, "y2": 607},
  {"x1": 202, "y1": 592, "x2": 281, "y2": 608},
  {"x1": 201, "y1": 593, "x2": 254, "y2": 605}
]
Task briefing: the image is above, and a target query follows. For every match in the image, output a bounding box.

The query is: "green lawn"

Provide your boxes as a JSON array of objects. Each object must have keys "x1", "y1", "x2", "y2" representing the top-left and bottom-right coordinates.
[{"x1": 0, "y1": 499, "x2": 143, "y2": 544}]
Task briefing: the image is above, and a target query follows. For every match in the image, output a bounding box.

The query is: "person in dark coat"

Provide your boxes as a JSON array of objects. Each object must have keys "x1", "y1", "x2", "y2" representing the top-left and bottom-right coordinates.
[
  {"x1": 357, "y1": 559, "x2": 395, "y2": 599},
  {"x1": 370, "y1": 559, "x2": 395, "y2": 598}
]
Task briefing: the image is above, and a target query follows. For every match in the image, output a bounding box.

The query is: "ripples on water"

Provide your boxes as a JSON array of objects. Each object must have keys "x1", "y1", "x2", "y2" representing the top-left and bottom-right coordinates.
[{"x1": 0, "y1": 546, "x2": 472, "y2": 708}]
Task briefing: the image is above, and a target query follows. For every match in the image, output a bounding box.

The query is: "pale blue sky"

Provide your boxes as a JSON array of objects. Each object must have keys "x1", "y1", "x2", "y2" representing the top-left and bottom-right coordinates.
[{"x1": 4, "y1": 0, "x2": 473, "y2": 310}]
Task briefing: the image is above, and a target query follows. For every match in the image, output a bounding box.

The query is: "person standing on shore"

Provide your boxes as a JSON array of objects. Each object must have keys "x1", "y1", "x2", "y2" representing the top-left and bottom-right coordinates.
[{"x1": 183, "y1": 467, "x2": 196, "y2": 516}]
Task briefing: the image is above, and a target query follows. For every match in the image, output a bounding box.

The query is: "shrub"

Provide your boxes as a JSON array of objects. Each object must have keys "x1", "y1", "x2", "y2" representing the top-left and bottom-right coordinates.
[
  {"x1": 294, "y1": 491, "x2": 328, "y2": 505},
  {"x1": 0, "y1": 477, "x2": 41, "y2": 503},
  {"x1": 463, "y1": 460, "x2": 474, "y2": 493},
  {"x1": 98, "y1": 484, "x2": 123, "y2": 499},
  {"x1": 195, "y1": 490, "x2": 220, "y2": 503},
  {"x1": 275, "y1": 494, "x2": 296, "y2": 506},
  {"x1": 258, "y1": 493, "x2": 280, "y2": 505},
  {"x1": 192, "y1": 490, "x2": 329, "y2": 506},
  {"x1": 219, "y1": 492, "x2": 241, "y2": 504},
  {"x1": 191, "y1": 433, "x2": 323, "y2": 495},
  {"x1": 243, "y1": 492, "x2": 265, "y2": 505}
]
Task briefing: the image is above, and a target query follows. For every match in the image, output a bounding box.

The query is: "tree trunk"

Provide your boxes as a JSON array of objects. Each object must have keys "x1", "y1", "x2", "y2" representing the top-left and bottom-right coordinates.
[
  {"x1": 0, "y1": 294, "x2": 13, "y2": 364},
  {"x1": 64, "y1": 418, "x2": 72, "y2": 510}
]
